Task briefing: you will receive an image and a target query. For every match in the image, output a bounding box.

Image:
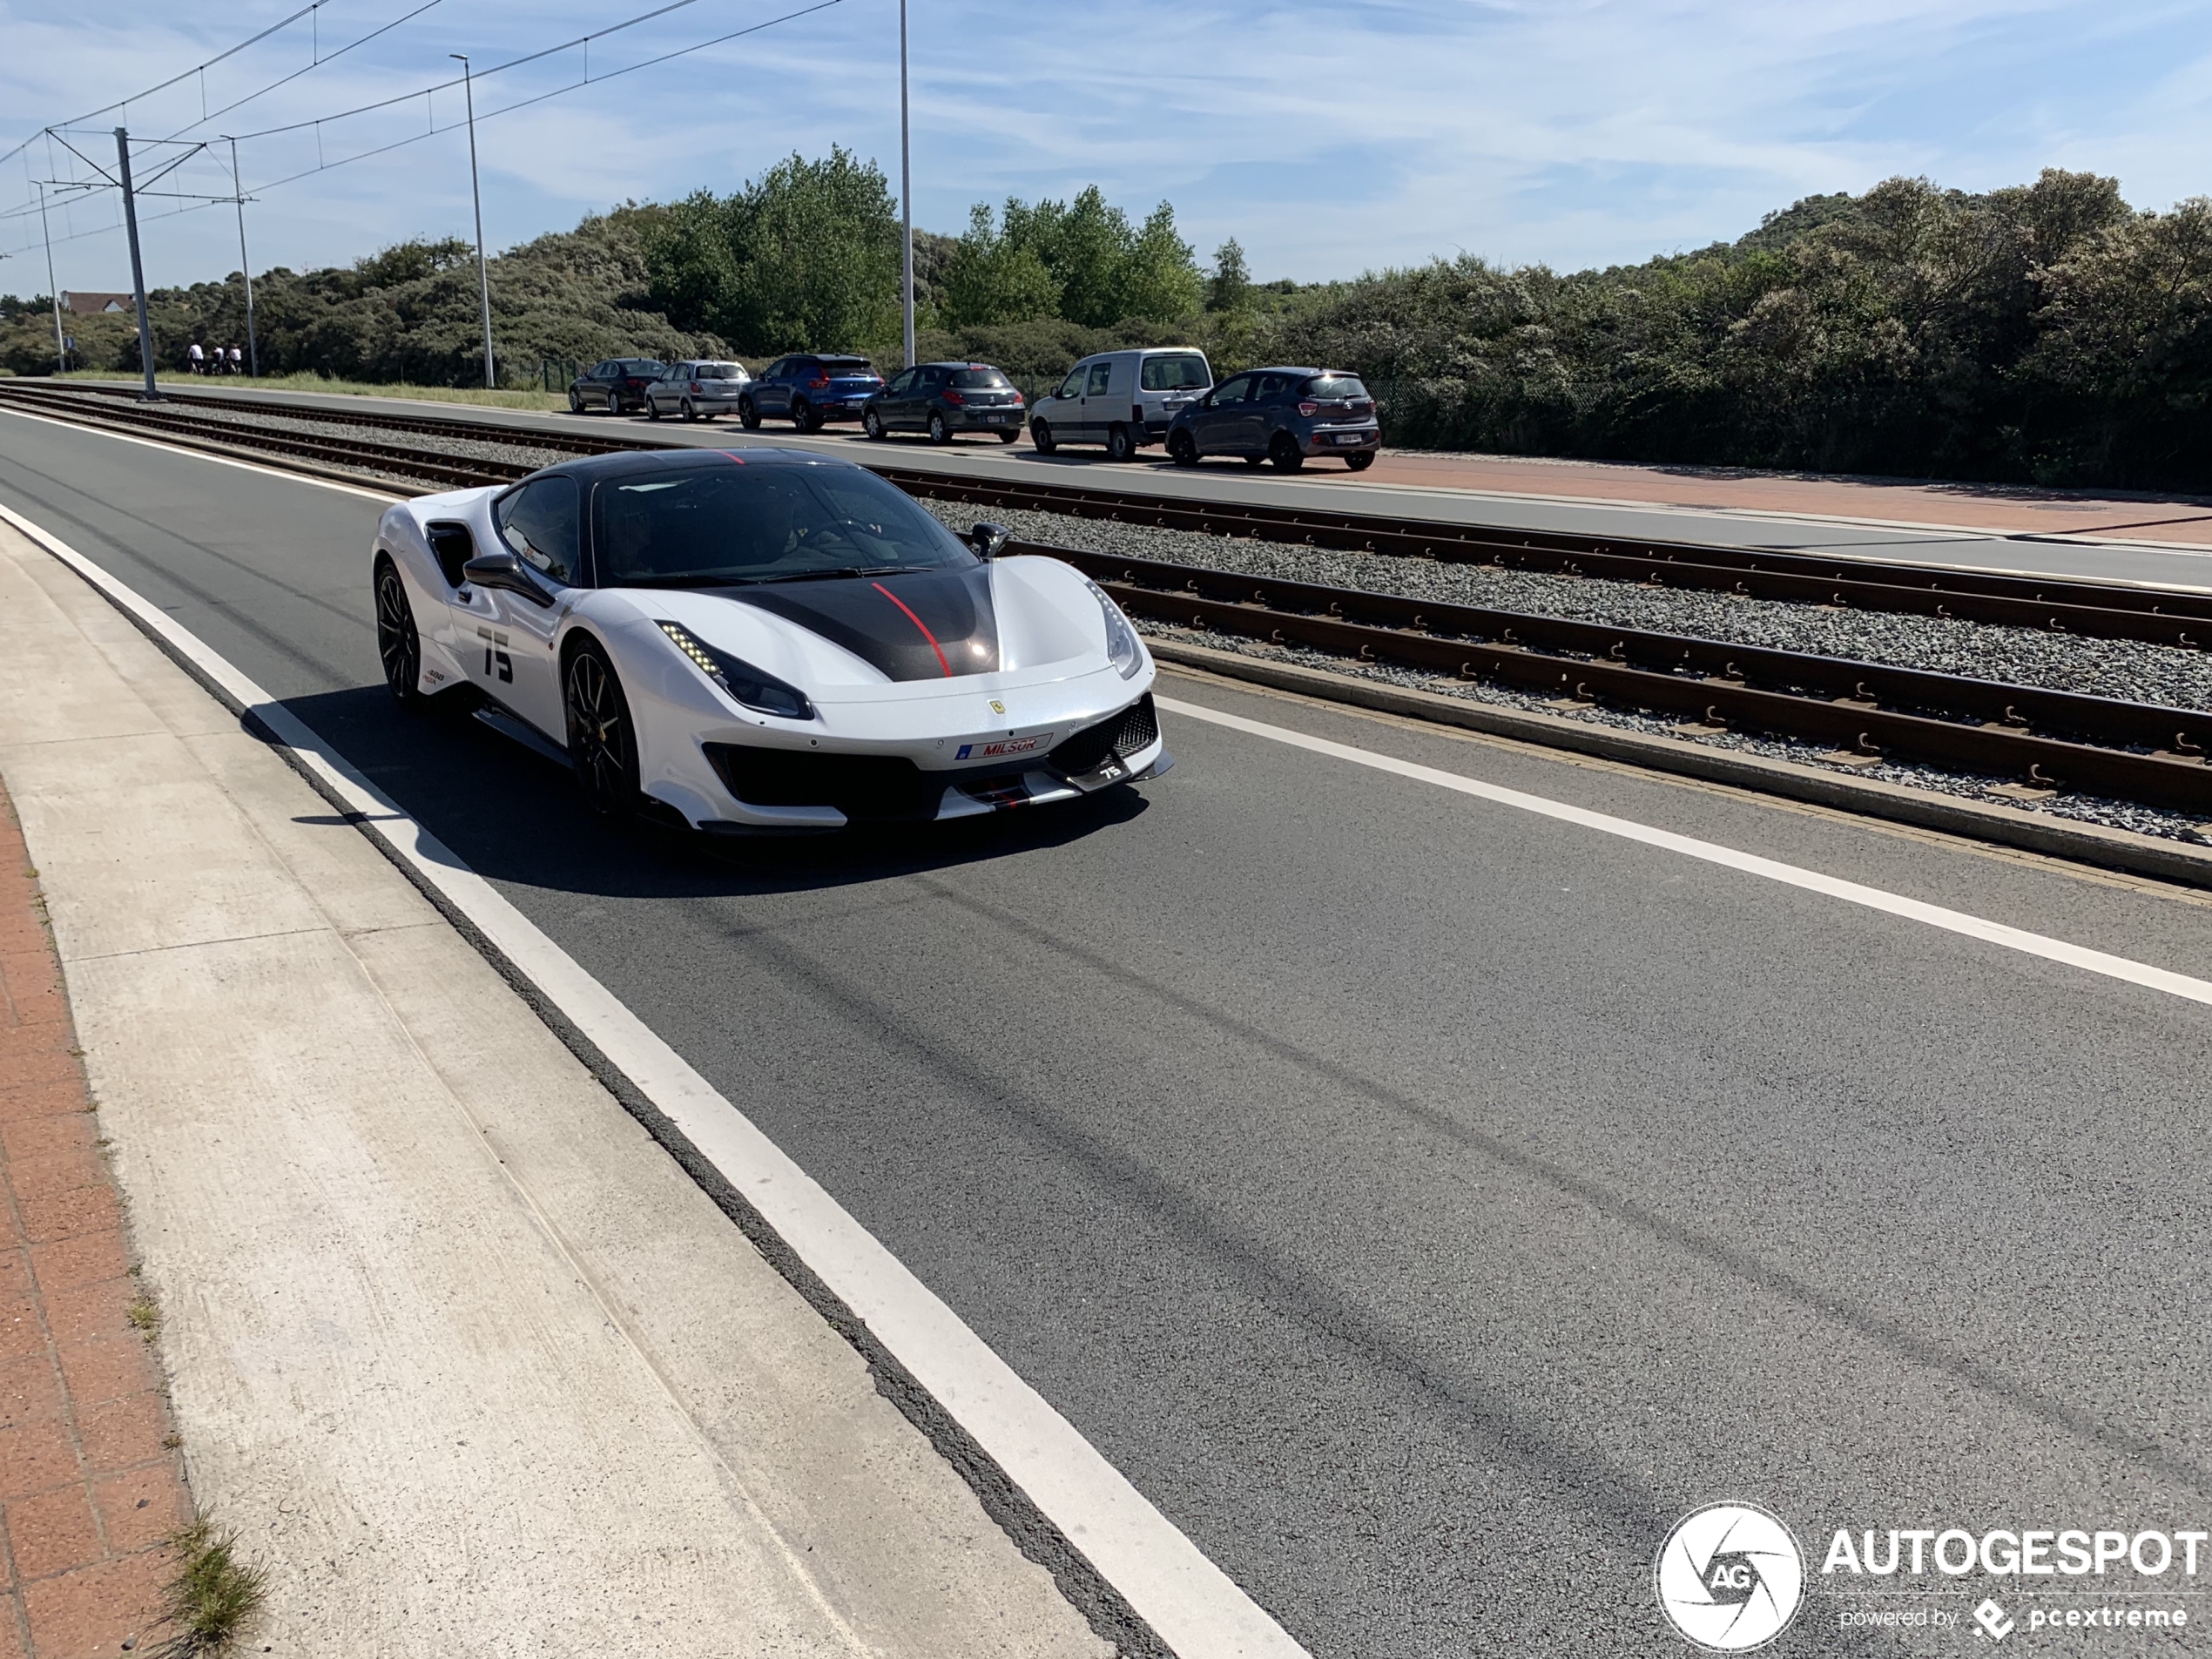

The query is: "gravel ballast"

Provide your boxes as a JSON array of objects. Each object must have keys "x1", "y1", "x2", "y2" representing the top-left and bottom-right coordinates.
[{"x1": 925, "y1": 500, "x2": 2212, "y2": 846}]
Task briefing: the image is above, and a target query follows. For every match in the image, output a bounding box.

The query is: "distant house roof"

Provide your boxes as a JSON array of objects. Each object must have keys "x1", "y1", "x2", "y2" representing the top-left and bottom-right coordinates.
[{"x1": 60, "y1": 291, "x2": 132, "y2": 314}]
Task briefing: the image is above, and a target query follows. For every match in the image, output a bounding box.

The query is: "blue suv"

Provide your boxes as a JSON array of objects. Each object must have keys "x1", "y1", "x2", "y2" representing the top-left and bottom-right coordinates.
[{"x1": 739, "y1": 354, "x2": 885, "y2": 431}]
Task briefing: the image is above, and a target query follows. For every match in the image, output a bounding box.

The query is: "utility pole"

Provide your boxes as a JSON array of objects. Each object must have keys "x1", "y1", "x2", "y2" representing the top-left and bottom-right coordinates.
[
  {"x1": 226, "y1": 138, "x2": 259, "y2": 377},
  {"x1": 114, "y1": 127, "x2": 158, "y2": 400},
  {"x1": 37, "y1": 184, "x2": 64, "y2": 375},
  {"x1": 451, "y1": 55, "x2": 496, "y2": 389},
  {"x1": 899, "y1": 0, "x2": 914, "y2": 370}
]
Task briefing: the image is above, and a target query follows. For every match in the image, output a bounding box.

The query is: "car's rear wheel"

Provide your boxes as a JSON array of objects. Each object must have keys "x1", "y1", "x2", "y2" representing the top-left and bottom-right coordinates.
[
  {"x1": 564, "y1": 640, "x2": 641, "y2": 819},
  {"x1": 863, "y1": 407, "x2": 886, "y2": 441},
  {"x1": 1168, "y1": 430, "x2": 1198, "y2": 469},
  {"x1": 928, "y1": 411, "x2": 953, "y2": 445},
  {"x1": 1030, "y1": 420, "x2": 1056, "y2": 455},
  {"x1": 374, "y1": 557, "x2": 428, "y2": 711},
  {"x1": 680, "y1": 398, "x2": 698, "y2": 422},
  {"x1": 1346, "y1": 450, "x2": 1375, "y2": 471},
  {"x1": 1269, "y1": 434, "x2": 1305, "y2": 473},
  {"x1": 1104, "y1": 423, "x2": 1136, "y2": 463},
  {"x1": 739, "y1": 398, "x2": 760, "y2": 430},
  {"x1": 792, "y1": 397, "x2": 819, "y2": 432},
  {"x1": 997, "y1": 427, "x2": 1020, "y2": 444}
]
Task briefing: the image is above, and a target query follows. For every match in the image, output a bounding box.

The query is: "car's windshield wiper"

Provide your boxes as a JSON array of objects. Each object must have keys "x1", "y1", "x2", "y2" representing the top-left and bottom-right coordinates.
[
  {"x1": 750, "y1": 563, "x2": 919, "y2": 584},
  {"x1": 612, "y1": 573, "x2": 752, "y2": 589}
]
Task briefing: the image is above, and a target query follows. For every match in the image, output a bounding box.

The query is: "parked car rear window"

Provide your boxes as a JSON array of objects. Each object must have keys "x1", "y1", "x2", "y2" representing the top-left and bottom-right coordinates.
[
  {"x1": 594, "y1": 463, "x2": 974, "y2": 586},
  {"x1": 698, "y1": 363, "x2": 746, "y2": 381},
  {"x1": 822, "y1": 360, "x2": 880, "y2": 377},
  {"x1": 949, "y1": 368, "x2": 1011, "y2": 389},
  {"x1": 1140, "y1": 354, "x2": 1211, "y2": 392},
  {"x1": 1306, "y1": 375, "x2": 1369, "y2": 400}
]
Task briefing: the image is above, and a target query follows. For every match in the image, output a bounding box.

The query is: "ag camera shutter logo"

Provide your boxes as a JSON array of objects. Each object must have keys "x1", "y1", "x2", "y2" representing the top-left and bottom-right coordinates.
[{"x1": 1656, "y1": 1502, "x2": 1806, "y2": 1651}]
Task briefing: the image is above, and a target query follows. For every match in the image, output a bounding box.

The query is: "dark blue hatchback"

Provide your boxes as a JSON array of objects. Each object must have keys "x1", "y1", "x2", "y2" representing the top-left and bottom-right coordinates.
[{"x1": 739, "y1": 354, "x2": 886, "y2": 431}]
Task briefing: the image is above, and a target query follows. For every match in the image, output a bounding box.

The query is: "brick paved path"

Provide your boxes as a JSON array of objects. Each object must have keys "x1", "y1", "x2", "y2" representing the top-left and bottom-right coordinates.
[{"x1": 0, "y1": 782, "x2": 190, "y2": 1657}]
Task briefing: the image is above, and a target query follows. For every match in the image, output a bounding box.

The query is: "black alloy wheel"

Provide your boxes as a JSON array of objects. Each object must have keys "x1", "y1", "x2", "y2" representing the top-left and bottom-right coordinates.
[
  {"x1": 1346, "y1": 450, "x2": 1375, "y2": 472},
  {"x1": 863, "y1": 407, "x2": 886, "y2": 440},
  {"x1": 374, "y1": 558, "x2": 427, "y2": 710},
  {"x1": 1268, "y1": 434, "x2": 1305, "y2": 473},
  {"x1": 997, "y1": 427, "x2": 1020, "y2": 444},
  {"x1": 1104, "y1": 423, "x2": 1136, "y2": 463},
  {"x1": 792, "y1": 398, "x2": 821, "y2": 432},
  {"x1": 739, "y1": 398, "x2": 761, "y2": 430},
  {"x1": 928, "y1": 410, "x2": 953, "y2": 445},
  {"x1": 564, "y1": 641, "x2": 640, "y2": 819},
  {"x1": 1030, "y1": 420, "x2": 1056, "y2": 455},
  {"x1": 1168, "y1": 429, "x2": 1198, "y2": 469},
  {"x1": 568, "y1": 388, "x2": 583, "y2": 413}
]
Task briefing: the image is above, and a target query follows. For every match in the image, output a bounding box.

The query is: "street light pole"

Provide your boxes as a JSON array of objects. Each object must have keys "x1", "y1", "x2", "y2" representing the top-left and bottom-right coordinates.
[
  {"x1": 451, "y1": 54, "x2": 496, "y2": 389},
  {"x1": 225, "y1": 137, "x2": 259, "y2": 377},
  {"x1": 899, "y1": 0, "x2": 914, "y2": 370},
  {"x1": 37, "y1": 185, "x2": 64, "y2": 375},
  {"x1": 114, "y1": 127, "x2": 158, "y2": 400}
]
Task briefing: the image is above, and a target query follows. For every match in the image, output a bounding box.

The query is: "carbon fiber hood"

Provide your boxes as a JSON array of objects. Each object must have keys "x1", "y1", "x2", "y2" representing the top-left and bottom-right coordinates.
[{"x1": 731, "y1": 565, "x2": 1001, "y2": 681}]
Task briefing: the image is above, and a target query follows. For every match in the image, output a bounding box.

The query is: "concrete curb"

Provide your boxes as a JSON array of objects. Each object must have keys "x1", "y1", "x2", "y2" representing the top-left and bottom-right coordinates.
[{"x1": 1150, "y1": 638, "x2": 2212, "y2": 891}]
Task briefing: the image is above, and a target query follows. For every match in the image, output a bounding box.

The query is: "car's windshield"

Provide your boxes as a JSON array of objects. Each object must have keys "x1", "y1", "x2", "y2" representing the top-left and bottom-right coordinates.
[
  {"x1": 1306, "y1": 375, "x2": 1370, "y2": 400},
  {"x1": 1140, "y1": 354, "x2": 1211, "y2": 392},
  {"x1": 949, "y1": 367, "x2": 1011, "y2": 389},
  {"x1": 594, "y1": 462, "x2": 977, "y2": 587}
]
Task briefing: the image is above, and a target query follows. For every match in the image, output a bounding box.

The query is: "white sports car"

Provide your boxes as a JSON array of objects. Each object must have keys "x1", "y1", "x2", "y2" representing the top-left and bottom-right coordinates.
[{"x1": 370, "y1": 447, "x2": 1170, "y2": 832}]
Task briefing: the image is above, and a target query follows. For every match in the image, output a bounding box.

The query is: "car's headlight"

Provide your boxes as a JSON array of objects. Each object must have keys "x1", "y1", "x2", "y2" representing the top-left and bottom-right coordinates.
[
  {"x1": 658, "y1": 622, "x2": 816, "y2": 719},
  {"x1": 1085, "y1": 580, "x2": 1144, "y2": 679}
]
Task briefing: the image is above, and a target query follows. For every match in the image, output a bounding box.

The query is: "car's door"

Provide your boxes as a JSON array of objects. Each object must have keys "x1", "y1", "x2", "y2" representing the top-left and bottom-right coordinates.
[
  {"x1": 1190, "y1": 374, "x2": 1250, "y2": 455},
  {"x1": 1245, "y1": 371, "x2": 1295, "y2": 451},
  {"x1": 645, "y1": 363, "x2": 676, "y2": 413},
  {"x1": 1045, "y1": 365, "x2": 1087, "y2": 439},
  {"x1": 468, "y1": 475, "x2": 582, "y2": 738},
  {"x1": 1073, "y1": 359, "x2": 1115, "y2": 443},
  {"x1": 584, "y1": 361, "x2": 615, "y2": 408},
  {"x1": 880, "y1": 368, "x2": 919, "y2": 428},
  {"x1": 755, "y1": 358, "x2": 790, "y2": 416}
]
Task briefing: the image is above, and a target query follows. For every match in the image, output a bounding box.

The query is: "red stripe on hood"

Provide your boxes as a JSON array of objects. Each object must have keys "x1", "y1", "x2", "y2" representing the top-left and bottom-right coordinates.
[{"x1": 871, "y1": 581, "x2": 953, "y2": 677}]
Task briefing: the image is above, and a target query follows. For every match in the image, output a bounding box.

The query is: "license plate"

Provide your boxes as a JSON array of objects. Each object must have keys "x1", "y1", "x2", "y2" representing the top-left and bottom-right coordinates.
[
  {"x1": 956, "y1": 733, "x2": 1051, "y2": 760},
  {"x1": 988, "y1": 412, "x2": 1014, "y2": 423},
  {"x1": 1334, "y1": 433, "x2": 1365, "y2": 445}
]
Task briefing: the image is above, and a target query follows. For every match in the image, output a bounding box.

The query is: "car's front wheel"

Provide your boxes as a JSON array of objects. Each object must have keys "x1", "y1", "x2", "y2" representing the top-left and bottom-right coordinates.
[
  {"x1": 374, "y1": 557, "x2": 428, "y2": 711},
  {"x1": 645, "y1": 395, "x2": 664, "y2": 421},
  {"x1": 863, "y1": 407, "x2": 886, "y2": 440},
  {"x1": 928, "y1": 411, "x2": 953, "y2": 446},
  {"x1": 568, "y1": 388, "x2": 583, "y2": 414},
  {"x1": 1030, "y1": 419, "x2": 1055, "y2": 455},
  {"x1": 1168, "y1": 430, "x2": 1198, "y2": 469},
  {"x1": 564, "y1": 639, "x2": 641, "y2": 819},
  {"x1": 739, "y1": 398, "x2": 760, "y2": 430}
]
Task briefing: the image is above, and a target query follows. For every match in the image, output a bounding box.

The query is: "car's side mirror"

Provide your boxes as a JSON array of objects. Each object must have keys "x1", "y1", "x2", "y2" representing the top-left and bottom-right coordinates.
[
  {"x1": 970, "y1": 522, "x2": 1011, "y2": 559},
  {"x1": 462, "y1": 550, "x2": 556, "y2": 607}
]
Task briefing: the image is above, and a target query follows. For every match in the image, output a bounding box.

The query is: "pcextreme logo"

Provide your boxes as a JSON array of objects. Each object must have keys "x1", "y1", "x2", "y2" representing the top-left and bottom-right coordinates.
[{"x1": 1656, "y1": 1502, "x2": 1807, "y2": 1652}]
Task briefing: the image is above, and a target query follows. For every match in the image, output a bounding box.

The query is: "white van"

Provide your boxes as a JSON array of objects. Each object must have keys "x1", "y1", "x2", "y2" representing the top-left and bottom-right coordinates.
[{"x1": 1028, "y1": 347, "x2": 1213, "y2": 462}]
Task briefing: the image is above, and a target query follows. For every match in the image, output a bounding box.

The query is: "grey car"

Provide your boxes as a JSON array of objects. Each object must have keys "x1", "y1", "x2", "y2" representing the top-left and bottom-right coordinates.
[
  {"x1": 644, "y1": 360, "x2": 752, "y2": 422},
  {"x1": 1165, "y1": 367, "x2": 1380, "y2": 471},
  {"x1": 862, "y1": 362, "x2": 1027, "y2": 443}
]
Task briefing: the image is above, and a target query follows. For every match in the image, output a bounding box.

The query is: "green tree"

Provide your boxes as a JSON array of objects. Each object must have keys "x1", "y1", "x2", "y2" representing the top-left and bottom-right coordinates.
[
  {"x1": 1207, "y1": 238, "x2": 1251, "y2": 312},
  {"x1": 937, "y1": 201, "x2": 1061, "y2": 327}
]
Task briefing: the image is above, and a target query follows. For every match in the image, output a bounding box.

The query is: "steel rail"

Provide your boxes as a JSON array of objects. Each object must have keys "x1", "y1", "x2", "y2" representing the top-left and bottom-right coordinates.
[
  {"x1": 7, "y1": 379, "x2": 2209, "y2": 813},
  {"x1": 12, "y1": 376, "x2": 2212, "y2": 644}
]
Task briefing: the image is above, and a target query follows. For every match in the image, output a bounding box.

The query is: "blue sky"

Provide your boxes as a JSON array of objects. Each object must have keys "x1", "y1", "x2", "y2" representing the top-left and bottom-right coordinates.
[{"x1": 3, "y1": 0, "x2": 2209, "y2": 297}]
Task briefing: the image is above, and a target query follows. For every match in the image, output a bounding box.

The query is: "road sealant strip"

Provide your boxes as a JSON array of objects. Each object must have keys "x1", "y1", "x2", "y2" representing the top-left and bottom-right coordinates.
[{"x1": 0, "y1": 495, "x2": 1312, "y2": 1659}]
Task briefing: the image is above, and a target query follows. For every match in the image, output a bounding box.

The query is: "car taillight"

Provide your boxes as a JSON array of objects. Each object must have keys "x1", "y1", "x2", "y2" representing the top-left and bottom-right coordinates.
[
  {"x1": 942, "y1": 389, "x2": 966, "y2": 406},
  {"x1": 809, "y1": 374, "x2": 829, "y2": 388},
  {"x1": 1011, "y1": 392, "x2": 1024, "y2": 406},
  {"x1": 1298, "y1": 401, "x2": 1318, "y2": 417},
  {"x1": 688, "y1": 381, "x2": 703, "y2": 394}
]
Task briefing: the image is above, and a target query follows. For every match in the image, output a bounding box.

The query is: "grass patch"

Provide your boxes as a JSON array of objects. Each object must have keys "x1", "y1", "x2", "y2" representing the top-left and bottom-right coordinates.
[
  {"x1": 29, "y1": 368, "x2": 566, "y2": 411},
  {"x1": 152, "y1": 1519, "x2": 268, "y2": 1657},
  {"x1": 126, "y1": 1294, "x2": 159, "y2": 1335}
]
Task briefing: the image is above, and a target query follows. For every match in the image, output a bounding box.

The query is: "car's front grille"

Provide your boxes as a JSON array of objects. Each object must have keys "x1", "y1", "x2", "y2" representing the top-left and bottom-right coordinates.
[
  {"x1": 705, "y1": 745, "x2": 945, "y2": 822},
  {"x1": 1049, "y1": 694, "x2": 1158, "y2": 777}
]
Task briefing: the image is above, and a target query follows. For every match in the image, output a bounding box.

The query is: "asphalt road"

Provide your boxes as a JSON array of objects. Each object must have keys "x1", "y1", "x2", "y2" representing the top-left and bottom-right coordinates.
[
  {"x1": 8, "y1": 408, "x2": 2212, "y2": 1657},
  {"x1": 60, "y1": 377, "x2": 2212, "y2": 594}
]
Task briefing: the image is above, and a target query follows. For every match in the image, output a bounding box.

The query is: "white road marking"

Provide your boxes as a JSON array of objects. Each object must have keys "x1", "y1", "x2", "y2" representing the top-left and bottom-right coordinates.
[
  {"x1": 1159, "y1": 695, "x2": 2212, "y2": 1009},
  {"x1": 0, "y1": 496, "x2": 1311, "y2": 1659}
]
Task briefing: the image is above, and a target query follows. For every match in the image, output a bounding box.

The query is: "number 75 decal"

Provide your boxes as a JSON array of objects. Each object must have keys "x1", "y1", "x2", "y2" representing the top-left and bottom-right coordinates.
[{"x1": 476, "y1": 625, "x2": 512, "y2": 683}]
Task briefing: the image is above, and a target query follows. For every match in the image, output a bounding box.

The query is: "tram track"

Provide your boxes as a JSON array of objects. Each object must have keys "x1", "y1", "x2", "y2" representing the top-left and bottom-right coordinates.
[{"x1": 4, "y1": 376, "x2": 2209, "y2": 818}]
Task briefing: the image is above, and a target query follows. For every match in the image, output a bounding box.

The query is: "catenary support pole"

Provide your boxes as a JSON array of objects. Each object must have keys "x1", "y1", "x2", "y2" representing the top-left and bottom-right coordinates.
[
  {"x1": 900, "y1": 0, "x2": 914, "y2": 370},
  {"x1": 37, "y1": 185, "x2": 64, "y2": 374},
  {"x1": 453, "y1": 55, "x2": 495, "y2": 389},
  {"x1": 113, "y1": 128, "x2": 158, "y2": 400},
  {"x1": 226, "y1": 138, "x2": 259, "y2": 377}
]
